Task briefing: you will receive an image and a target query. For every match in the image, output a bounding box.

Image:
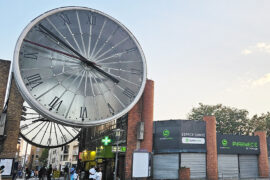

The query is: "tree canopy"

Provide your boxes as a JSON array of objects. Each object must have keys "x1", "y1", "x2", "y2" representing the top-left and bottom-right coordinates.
[
  {"x1": 187, "y1": 103, "x2": 270, "y2": 135},
  {"x1": 39, "y1": 148, "x2": 49, "y2": 166}
]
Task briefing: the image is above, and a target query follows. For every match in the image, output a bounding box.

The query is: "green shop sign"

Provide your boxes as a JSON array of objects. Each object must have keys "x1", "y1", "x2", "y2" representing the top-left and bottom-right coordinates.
[{"x1": 217, "y1": 133, "x2": 260, "y2": 154}]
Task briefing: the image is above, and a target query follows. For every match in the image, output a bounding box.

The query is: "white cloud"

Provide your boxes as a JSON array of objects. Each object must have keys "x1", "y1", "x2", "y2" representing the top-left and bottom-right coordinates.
[
  {"x1": 241, "y1": 49, "x2": 252, "y2": 55},
  {"x1": 241, "y1": 42, "x2": 270, "y2": 55},
  {"x1": 252, "y1": 73, "x2": 270, "y2": 86}
]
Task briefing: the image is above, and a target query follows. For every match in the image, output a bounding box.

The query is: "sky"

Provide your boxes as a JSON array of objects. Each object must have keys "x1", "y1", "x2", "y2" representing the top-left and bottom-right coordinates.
[{"x1": 1, "y1": 0, "x2": 270, "y2": 120}]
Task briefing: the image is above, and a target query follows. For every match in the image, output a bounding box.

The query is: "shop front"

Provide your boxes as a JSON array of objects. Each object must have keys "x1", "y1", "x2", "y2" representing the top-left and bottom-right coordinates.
[
  {"x1": 217, "y1": 133, "x2": 260, "y2": 179},
  {"x1": 153, "y1": 120, "x2": 206, "y2": 180}
]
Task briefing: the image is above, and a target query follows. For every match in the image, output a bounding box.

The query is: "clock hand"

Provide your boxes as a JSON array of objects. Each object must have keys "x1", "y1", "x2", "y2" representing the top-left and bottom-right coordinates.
[
  {"x1": 24, "y1": 39, "x2": 82, "y2": 60},
  {"x1": 39, "y1": 24, "x2": 119, "y2": 83}
]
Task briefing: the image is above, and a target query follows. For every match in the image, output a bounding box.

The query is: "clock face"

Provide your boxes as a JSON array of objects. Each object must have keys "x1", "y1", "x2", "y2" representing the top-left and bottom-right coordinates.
[
  {"x1": 13, "y1": 7, "x2": 147, "y2": 126},
  {"x1": 20, "y1": 102, "x2": 80, "y2": 148}
]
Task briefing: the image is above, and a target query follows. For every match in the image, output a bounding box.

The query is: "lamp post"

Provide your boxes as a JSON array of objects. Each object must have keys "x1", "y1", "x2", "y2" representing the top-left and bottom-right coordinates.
[{"x1": 113, "y1": 129, "x2": 124, "y2": 180}]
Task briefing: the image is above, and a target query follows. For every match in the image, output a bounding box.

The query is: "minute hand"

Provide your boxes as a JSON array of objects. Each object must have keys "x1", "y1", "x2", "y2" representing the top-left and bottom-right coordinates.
[{"x1": 38, "y1": 24, "x2": 119, "y2": 83}]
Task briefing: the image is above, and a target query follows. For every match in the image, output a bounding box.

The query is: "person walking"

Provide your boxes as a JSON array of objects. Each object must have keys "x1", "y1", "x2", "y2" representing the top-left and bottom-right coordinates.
[
  {"x1": 95, "y1": 168, "x2": 102, "y2": 180},
  {"x1": 88, "y1": 166, "x2": 96, "y2": 180},
  {"x1": 47, "y1": 164, "x2": 52, "y2": 180},
  {"x1": 64, "y1": 165, "x2": 69, "y2": 180},
  {"x1": 39, "y1": 166, "x2": 46, "y2": 180}
]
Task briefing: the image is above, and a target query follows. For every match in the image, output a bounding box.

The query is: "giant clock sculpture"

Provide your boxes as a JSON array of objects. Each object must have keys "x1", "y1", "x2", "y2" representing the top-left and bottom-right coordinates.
[{"x1": 13, "y1": 6, "x2": 147, "y2": 126}]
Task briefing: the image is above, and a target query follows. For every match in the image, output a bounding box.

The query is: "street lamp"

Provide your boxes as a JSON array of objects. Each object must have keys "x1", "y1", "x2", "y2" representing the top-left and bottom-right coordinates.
[{"x1": 113, "y1": 128, "x2": 124, "y2": 180}]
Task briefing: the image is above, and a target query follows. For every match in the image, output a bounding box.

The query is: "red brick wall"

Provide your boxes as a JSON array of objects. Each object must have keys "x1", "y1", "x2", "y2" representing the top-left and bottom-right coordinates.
[
  {"x1": 0, "y1": 78, "x2": 24, "y2": 158},
  {"x1": 0, "y1": 60, "x2": 24, "y2": 159},
  {"x1": 203, "y1": 116, "x2": 218, "y2": 180},
  {"x1": 254, "y1": 131, "x2": 269, "y2": 177},
  {"x1": 125, "y1": 79, "x2": 154, "y2": 179},
  {"x1": 140, "y1": 80, "x2": 154, "y2": 152}
]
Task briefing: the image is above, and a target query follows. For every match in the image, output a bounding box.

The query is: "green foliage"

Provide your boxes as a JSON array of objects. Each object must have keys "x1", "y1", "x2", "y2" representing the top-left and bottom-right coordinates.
[
  {"x1": 188, "y1": 103, "x2": 251, "y2": 135},
  {"x1": 39, "y1": 148, "x2": 49, "y2": 166},
  {"x1": 250, "y1": 112, "x2": 270, "y2": 136}
]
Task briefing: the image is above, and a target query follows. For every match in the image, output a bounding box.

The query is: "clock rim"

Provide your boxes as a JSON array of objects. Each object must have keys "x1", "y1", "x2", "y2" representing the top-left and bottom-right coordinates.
[{"x1": 13, "y1": 6, "x2": 147, "y2": 127}]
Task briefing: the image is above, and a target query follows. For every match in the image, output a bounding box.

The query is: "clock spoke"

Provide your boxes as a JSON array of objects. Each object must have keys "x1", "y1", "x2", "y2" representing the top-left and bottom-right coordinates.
[
  {"x1": 76, "y1": 11, "x2": 87, "y2": 56},
  {"x1": 60, "y1": 124, "x2": 75, "y2": 138},
  {"x1": 96, "y1": 47, "x2": 137, "y2": 63},
  {"x1": 53, "y1": 123, "x2": 59, "y2": 145},
  {"x1": 90, "y1": 19, "x2": 107, "y2": 58},
  {"x1": 39, "y1": 121, "x2": 50, "y2": 144},
  {"x1": 64, "y1": 93, "x2": 76, "y2": 118},
  {"x1": 95, "y1": 37, "x2": 129, "y2": 60},
  {"x1": 87, "y1": 13, "x2": 95, "y2": 58},
  {"x1": 46, "y1": 18, "x2": 77, "y2": 52},
  {"x1": 92, "y1": 25, "x2": 119, "y2": 59},
  {"x1": 56, "y1": 123, "x2": 67, "y2": 143}
]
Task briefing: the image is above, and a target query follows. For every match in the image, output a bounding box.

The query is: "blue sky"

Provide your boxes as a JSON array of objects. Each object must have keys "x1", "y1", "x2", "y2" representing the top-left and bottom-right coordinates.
[{"x1": 1, "y1": 0, "x2": 270, "y2": 120}]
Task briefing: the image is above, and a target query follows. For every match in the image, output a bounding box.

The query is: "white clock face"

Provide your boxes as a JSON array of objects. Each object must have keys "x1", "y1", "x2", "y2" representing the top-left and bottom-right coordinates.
[
  {"x1": 13, "y1": 7, "x2": 147, "y2": 126},
  {"x1": 20, "y1": 102, "x2": 80, "y2": 148}
]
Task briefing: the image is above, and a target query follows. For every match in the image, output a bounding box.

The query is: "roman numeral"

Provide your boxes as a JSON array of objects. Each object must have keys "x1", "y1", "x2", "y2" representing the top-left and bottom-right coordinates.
[
  {"x1": 21, "y1": 124, "x2": 29, "y2": 130},
  {"x1": 88, "y1": 13, "x2": 96, "y2": 25},
  {"x1": 26, "y1": 74, "x2": 43, "y2": 89},
  {"x1": 49, "y1": 97, "x2": 63, "y2": 111},
  {"x1": 125, "y1": 47, "x2": 137, "y2": 53},
  {"x1": 47, "y1": 138, "x2": 51, "y2": 145},
  {"x1": 58, "y1": 13, "x2": 71, "y2": 25},
  {"x1": 80, "y1": 107, "x2": 87, "y2": 121},
  {"x1": 130, "y1": 68, "x2": 142, "y2": 75},
  {"x1": 61, "y1": 135, "x2": 67, "y2": 142},
  {"x1": 123, "y1": 88, "x2": 135, "y2": 100},
  {"x1": 107, "y1": 103, "x2": 115, "y2": 115},
  {"x1": 23, "y1": 52, "x2": 38, "y2": 60}
]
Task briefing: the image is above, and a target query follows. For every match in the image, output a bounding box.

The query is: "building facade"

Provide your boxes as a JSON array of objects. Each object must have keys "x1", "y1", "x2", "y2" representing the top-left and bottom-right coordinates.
[{"x1": 48, "y1": 140, "x2": 79, "y2": 171}]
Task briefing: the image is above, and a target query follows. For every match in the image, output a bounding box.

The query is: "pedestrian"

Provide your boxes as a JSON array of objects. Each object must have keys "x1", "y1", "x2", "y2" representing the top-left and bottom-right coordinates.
[
  {"x1": 25, "y1": 168, "x2": 31, "y2": 179},
  {"x1": 47, "y1": 164, "x2": 52, "y2": 180},
  {"x1": 71, "y1": 169, "x2": 79, "y2": 180},
  {"x1": 39, "y1": 166, "x2": 46, "y2": 180},
  {"x1": 64, "y1": 165, "x2": 69, "y2": 180},
  {"x1": 96, "y1": 168, "x2": 102, "y2": 180},
  {"x1": 88, "y1": 166, "x2": 96, "y2": 180}
]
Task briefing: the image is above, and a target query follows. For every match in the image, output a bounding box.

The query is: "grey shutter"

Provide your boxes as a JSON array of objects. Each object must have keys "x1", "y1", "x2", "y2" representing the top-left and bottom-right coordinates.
[
  {"x1": 181, "y1": 153, "x2": 206, "y2": 179},
  {"x1": 218, "y1": 154, "x2": 239, "y2": 178},
  {"x1": 239, "y1": 155, "x2": 258, "y2": 178},
  {"x1": 153, "y1": 154, "x2": 179, "y2": 179},
  {"x1": 268, "y1": 157, "x2": 270, "y2": 177}
]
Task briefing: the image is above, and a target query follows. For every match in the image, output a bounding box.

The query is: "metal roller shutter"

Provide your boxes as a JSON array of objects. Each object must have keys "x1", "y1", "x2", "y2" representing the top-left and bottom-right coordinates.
[
  {"x1": 268, "y1": 157, "x2": 270, "y2": 177},
  {"x1": 239, "y1": 155, "x2": 258, "y2": 178},
  {"x1": 153, "y1": 154, "x2": 179, "y2": 179},
  {"x1": 181, "y1": 153, "x2": 206, "y2": 179},
  {"x1": 218, "y1": 154, "x2": 239, "y2": 179}
]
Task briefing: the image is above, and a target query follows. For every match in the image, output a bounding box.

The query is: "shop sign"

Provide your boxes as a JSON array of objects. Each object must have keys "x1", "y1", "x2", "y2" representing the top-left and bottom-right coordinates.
[
  {"x1": 217, "y1": 133, "x2": 260, "y2": 154},
  {"x1": 153, "y1": 120, "x2": 206, "y2": 153},
  {"x1": 112, "y1": 146, "x2": 127, "y2": 152}
]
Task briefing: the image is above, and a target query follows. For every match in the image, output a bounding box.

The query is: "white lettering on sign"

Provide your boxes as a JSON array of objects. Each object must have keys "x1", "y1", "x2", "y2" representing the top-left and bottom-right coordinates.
[{"x1": 182, "y1": 137, "x2": 205, "y2": 144}]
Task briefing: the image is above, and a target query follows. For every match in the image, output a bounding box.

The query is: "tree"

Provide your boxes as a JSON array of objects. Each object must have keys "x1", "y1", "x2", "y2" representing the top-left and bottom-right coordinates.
[
  {"x1": 250, "y1": 112, "x2": 270, "y2": 136},
  {"x1": 39, "y1": 148, "x2": 49, "y2": 166},
  {"x1": 187, "y1": 103, "x2": 252, "y2": 135}
]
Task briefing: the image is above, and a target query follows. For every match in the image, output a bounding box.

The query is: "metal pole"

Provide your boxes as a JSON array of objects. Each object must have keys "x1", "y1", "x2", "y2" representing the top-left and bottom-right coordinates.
[
  {"x1": 23, "y1": 142, "x2": 29, "y2": 179},
  {"x1": 114, "y1": 139, "x2": 119, "y2": 180}
]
